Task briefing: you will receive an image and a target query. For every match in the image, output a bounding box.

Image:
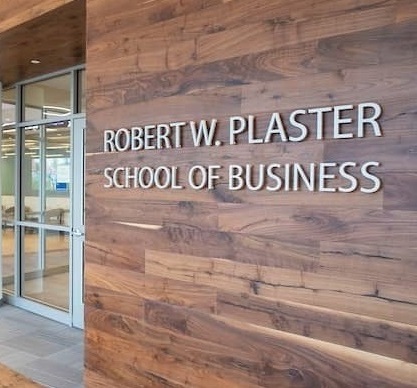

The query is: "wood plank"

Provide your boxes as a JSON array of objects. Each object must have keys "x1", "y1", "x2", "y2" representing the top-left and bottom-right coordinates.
[
  {"x1": 86, "y1": 207, "x2": 320, "y2": 268},
  {"x1": 197, "y1": 1, "x2": 396, "y2": 65},
  {"x1": 85, "y1": 320, "x2": 185, "y2": 387},
  {"x1": 319, "y1": 242, "x2": 417, "y2": 283},
  {"x1": 240, "y1": 59, "x2": 417, "y2": 114},
  {"x1": 383, "y1": 173, "x2": 417, "y2": 210},
  {"x1": 144, "y1": 300, "x2": 417, "y2": 387},
  {"x1": 86, "y1": 306, "x2": 259, "y2": 387},
  {"x1": 87, "y1": 0, "x2": 223, "y2": 39},
  {"x1": 319, "y1": 241, "x2": 417, "y2": 304},
  {"x1": 218, "y1": 204, "x2": 417, "y2": 248},
  {"x1": 87, "y1": 18, "x2": 417, "y2": 111},
  {"x1": 88, "y1": 0, "x2": 397, "y2": 73},
  {"x1": 217, "y1": 291, "x2": 417, "y2": 363},
  {"x1": 85, "y1": 232, "x2": 145, "y2": 272},
  {"x1": 85, "y1": 261, "x2": 217, "y2": 314},
  {"x1": 0, "y1": 0, "x2": 75, "y2": 33},
  {"x1": 0, "y1": 363, "x2": 41, "y2": 388},
  {"x1": 85, "y1": 369, "x2": 134, "y2": 388},
  {"x1": 396, "y1": 0, "x2": 417, "y2": 23},
  {"x1": 145, "y1": 249, "x2": 417, "y2": 325},
  {"x1": 84, "y1": 284, "x2": 145, "y2": 319},
  {"x1": 87, "y1": 197, "x2": 218, "y2": 230}
]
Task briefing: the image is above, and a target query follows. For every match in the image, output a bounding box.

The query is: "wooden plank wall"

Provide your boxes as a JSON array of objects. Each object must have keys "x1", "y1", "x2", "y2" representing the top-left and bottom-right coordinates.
[{"x1": 86, "y1": 0, "x2": 417, "y2": 386}]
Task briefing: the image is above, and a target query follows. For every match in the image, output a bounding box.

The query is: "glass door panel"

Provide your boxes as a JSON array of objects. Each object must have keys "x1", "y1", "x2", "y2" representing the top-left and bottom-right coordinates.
[
  {"x1": 1, "y1": 87, "x2": 17, "y2": 295},
  {"x1": 22, "y1": 127, "x2": 71, "y2": 222},
  {"x1": 21, "y1": 124, "x2": 71, "y2": 311},
  {"x1": 23, "y1": 74, "x2": 71, "y2": 122},
  {"x1": 45, "y1": 123, "x2": 70, "y2": 226},
  {"x1": 22, "y1": 227, "x2": 70, "y2": 310},
  {"x1": 23, "y1": 125, "x2": 41, "y2": 220},
  {"x1": 1, "y1": 231, "x2": 15, "y2": 293},
  {"x1": 1, "y1": 130, "x2": 17, "y2": 292}
]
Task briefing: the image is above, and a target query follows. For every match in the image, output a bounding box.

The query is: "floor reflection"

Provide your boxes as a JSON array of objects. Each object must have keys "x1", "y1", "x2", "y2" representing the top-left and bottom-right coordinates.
[{"x1": 2, "y1": 229, "x2": 69, "y2": 310}]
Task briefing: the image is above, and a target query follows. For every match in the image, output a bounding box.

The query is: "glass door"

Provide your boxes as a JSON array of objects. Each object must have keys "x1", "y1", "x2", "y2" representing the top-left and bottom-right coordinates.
[
  {"x1": 18, "y1": 119, "x2": 85, "y2": 327},
  {"x1": 21, "y1": 123, "x2": 71, "y2": 312},
  {"x1": 1, "y1": 68, "x2": 85, "y2": 327}
]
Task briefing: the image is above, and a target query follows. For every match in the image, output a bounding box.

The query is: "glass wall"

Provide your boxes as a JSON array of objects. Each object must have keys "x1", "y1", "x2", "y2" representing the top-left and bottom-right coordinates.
[
  {"x1": 1, "y1": 88, "x2": 16, "y2": 293},
  {"x1": 1, "y1": 68, "x2": 85, "y2": 315},
  {"x1": 23, "y1": 74, "x2": 71, "y2": 122}
]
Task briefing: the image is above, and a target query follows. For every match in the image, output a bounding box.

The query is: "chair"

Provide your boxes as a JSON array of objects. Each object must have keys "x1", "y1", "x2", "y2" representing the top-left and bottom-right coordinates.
[
  {"x1": 1, "y1": 206, "x2": 31, "y2": 229},
  {"x1": 44, "y1": 208, "x2": 64, "y2": 226}
]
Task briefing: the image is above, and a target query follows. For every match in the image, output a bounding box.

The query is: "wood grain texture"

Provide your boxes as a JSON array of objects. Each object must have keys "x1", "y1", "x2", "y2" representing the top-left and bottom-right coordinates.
[
  {"x1": 217, "y1": 292, "x2": 417, "y2": 363},
  {"x1": 0, "y1": 363, "x2": 41, "y2": 388},
  {"x1": 0, "y1": 0, "x2": 75, "y2": 33},
  {"x1": 85, "y1": 0, "x2": 417, "y2": 386},
  {"x1": 0, "y1": 0, "x2": 85, "y2": 87}
]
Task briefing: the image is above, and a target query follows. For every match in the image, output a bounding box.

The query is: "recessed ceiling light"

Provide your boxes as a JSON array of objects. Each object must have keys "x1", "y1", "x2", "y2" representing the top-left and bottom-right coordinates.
[{"x1": 30, "y1": 59, "x2": 41, "y2": 64}]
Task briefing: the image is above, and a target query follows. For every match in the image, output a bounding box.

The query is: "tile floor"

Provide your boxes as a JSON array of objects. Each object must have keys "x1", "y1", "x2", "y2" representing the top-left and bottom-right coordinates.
[{"x1": 0, "y1": 303, "x2": 83, "y2": 387}]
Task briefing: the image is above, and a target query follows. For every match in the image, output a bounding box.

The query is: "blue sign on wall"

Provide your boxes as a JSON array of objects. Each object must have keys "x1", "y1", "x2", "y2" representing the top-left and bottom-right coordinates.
[{"x1": 56, "y1": 182, "x2": 68, "y2": 191}]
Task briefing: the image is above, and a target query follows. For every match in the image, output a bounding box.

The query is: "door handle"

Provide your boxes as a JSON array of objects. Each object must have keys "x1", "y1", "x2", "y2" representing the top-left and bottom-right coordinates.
[{"x1": 73, "y1": 228, "x2": 84, "y2": 237}]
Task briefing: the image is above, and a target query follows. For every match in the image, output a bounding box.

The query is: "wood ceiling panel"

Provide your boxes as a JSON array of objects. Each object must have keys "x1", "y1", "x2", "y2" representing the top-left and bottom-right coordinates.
[
  {"x1": 0, "y1": 0, "x2": 76, "y2": 34},
  {"x1": 0, "y1": 0, "x2": 85, "y2": 88}
]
